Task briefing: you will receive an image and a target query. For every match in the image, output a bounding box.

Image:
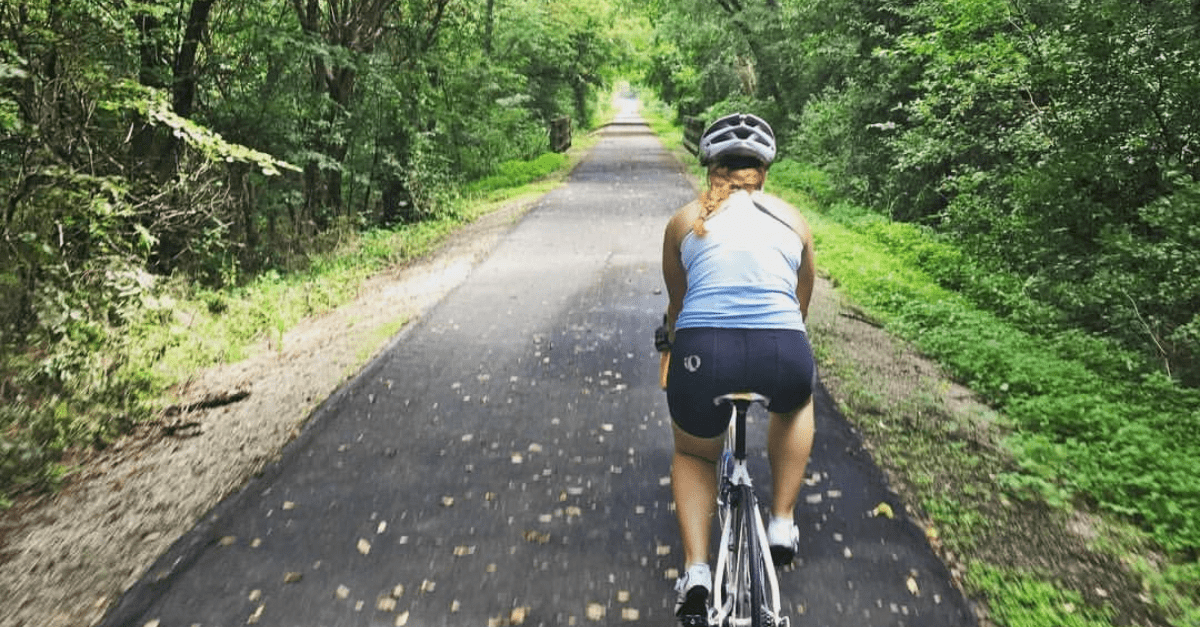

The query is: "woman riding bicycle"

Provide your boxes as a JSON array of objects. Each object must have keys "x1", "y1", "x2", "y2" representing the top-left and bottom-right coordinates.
[{"x1": 660, "y1": 113, "x2": 817, "y2": 625}]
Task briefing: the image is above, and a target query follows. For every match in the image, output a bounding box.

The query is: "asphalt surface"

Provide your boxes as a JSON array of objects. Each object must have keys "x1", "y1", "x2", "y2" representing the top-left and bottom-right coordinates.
[{"x1": 98, "y1": 106, "x2": 977, "y2": 627}]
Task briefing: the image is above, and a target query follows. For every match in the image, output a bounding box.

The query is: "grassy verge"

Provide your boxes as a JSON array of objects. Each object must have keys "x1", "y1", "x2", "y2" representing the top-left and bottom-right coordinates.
[
  {"x1": 640, "y1": 95, "x2": 704, "y2": 182},
  {"x1": 788, "y1": 182, "x2": 1198, "y2": 627},
  {"x1": 798, "y1": 199, "x2": 1199, "y2": 626},
  {"x1": 640, "y1": 113, "x2": 1199, "y2": 626}
]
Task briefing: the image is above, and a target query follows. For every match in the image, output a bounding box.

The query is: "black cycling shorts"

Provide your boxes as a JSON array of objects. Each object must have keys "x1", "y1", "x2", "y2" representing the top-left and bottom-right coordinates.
[{"x1": 666, "y1": 327, "x2": 817, "y2": 439}]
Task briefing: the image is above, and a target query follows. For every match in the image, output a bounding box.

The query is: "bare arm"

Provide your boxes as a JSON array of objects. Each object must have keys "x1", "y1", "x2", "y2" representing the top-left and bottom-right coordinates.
[
  {"x1": 796, "y1": 224, "x2": 815, "y2": 321},
  {"x1": 661, "y1": 203, "x2": 698, "y2": 336}
]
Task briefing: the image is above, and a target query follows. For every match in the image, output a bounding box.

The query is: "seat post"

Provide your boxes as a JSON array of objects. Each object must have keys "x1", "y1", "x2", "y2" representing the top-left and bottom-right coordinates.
[
  {"x1": 714, "y1": 393, "x2": 769, "y2": 463},
  {"x1": 732, "y1": 400, "x2": 751, "y2": 462}
]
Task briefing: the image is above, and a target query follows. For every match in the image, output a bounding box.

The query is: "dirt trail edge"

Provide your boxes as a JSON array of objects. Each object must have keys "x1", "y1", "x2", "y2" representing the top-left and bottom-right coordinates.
[
  {"x1": 2, "y1": 109, "x2": 976, "y2": 627},
  {"x1": 0, "y1": 195, "x2": 542, "y2": 627}
]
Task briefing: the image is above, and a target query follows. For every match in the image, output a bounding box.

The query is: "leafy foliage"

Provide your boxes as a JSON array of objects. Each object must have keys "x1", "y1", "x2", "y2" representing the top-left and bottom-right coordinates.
[
  {"x1": 645, "y1": 0, "x2": 1200, "y2": 387},
  {"x1": 0, "y1": 0, "x2": 632, "y2": 504}
]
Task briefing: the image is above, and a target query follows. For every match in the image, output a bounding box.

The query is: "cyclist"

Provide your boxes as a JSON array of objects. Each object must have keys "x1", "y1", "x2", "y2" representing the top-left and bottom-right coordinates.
[{"x1": 659, "y1": 113, "x2": 817, "y2": 625}]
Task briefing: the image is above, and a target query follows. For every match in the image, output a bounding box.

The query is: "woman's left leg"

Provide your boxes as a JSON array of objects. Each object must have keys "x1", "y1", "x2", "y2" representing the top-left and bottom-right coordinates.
[{"x1": 671, "y1": 424, "x2": 724, "y2": 566}]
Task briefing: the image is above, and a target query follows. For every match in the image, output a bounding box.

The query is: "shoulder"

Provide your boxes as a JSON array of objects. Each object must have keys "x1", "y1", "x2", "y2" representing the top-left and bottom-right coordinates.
[
  {"x1": 664, "y1": 199, "x2": 702, "y2": 246},
  {"x1": 752, "y1": 192, "x2": 812, "y2": 242}
]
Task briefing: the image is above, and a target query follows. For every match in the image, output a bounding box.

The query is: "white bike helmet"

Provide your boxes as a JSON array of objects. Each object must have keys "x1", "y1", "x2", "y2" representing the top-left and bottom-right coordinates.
[{"x1": 698, "y1": 113, "x2": 776, "y2": 166}]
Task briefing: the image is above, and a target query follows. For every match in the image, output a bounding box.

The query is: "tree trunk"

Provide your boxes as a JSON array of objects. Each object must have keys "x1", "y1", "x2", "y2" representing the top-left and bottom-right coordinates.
[
  {"x1": 173, "y1": 0, "x2": 217, "y2": 118},
  {"x1": 324, "y1": 66, "x2": 357, "y2": 216},
  {"x1": 131, "y1": 0, "x2": 218, "y2": 181},
  {"x1": 713, "y1": 0, "x2": 784, "y2": 106},
  {"x1": 287, "y1": 0, "x2": 449, "y2": 226},
  {"x1": 485, "y1": 0, "x2": 495, "y2": 56},
  {"x1": 131, "y1": 10, "x2": 175, "y2": 179}
]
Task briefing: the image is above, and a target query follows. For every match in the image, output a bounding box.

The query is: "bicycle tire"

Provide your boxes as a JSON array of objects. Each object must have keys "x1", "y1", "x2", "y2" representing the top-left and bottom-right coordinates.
[
  {"x1": 742, "y1": 486, "x2": 770, "y2": 627},
  {"x1": 723, "y1": 485, "x2": 770, "y2": 627}
]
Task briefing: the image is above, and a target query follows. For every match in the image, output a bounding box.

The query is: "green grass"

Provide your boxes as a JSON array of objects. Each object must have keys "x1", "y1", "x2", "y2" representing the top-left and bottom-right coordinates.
[
  {"x1": 970, "y1": 565, "x2": 1114, "y2": 627},
  {"x1": 134, "y1": 214, "x2": 464, "y2": 384},
  {"x1": 142, "y1": 155, "x2": 586, "y2": 385},
  {"x1": 784, "y1": 189, "x2": 1199, "y2": 625},
  {"x1": 134, "y1": 113, "x2": 606, "y2": 397},
  {"x1": 769, "y1": 184, "x2": 1200, "y2": 550},
  {"x1": 463, "y1": 152, "x2": 570, "y2": 195}
]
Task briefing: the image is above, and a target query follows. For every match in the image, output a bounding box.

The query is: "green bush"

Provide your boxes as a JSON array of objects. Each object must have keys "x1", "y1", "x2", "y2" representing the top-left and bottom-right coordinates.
[
  {"x1": 464, "y1": 152, "x2": 570, "y2": 195},
  {"x1": 0, "y1": 405, "x2": 66, "y2": 507},
  {"x1": 768, "y1": 161, "x2": 835, "y2": 206}
]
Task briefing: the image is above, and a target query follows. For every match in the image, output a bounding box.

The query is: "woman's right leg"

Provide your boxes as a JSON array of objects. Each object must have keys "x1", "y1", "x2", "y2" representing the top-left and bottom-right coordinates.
[
  {"x1": 671, "y1": 423, "x2": 723, "y2": 622},
  {"x1": 766, "y1": 396, "x2": 814, "y2": 566},
  {"x1": 767, "y1": 398, "x2": 814, "y2": 521}
]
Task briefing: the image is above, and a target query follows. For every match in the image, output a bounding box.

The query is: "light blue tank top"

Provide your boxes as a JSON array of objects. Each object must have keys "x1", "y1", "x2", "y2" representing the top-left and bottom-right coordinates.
[{"x1": 676, "y1": 191, "x2": 806, "y2": 331}]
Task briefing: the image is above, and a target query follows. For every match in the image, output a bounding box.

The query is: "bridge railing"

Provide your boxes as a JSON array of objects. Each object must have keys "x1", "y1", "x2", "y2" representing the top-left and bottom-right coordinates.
[{"x1": 682, "y1": 116, "x2": 705, "y2": 156}]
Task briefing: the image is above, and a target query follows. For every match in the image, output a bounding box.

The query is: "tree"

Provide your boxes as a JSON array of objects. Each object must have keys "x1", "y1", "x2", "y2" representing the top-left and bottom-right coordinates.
[
  {"x1": 290, "y1": 0, "x2": 449, "y2": 221},
  {"x1": 0, "y1": 0, "x2": 633, "y2": 502}
]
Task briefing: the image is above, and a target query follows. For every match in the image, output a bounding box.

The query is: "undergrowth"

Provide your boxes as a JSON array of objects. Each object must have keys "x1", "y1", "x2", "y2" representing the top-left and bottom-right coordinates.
[
  {"x1": 774, "y1": 186, "x2": 1200, "y2": 550},
  {"x1": 970, "y1": 564, "x2": 1115, "y2": 627},
  {"x1": 0, "y1": 147, "x2": 582, "y2": 508},
  {"x1": 761, "y1": 161, "x2": 1200, "y2": 625},
  {"x1": 463, "y1": 153, "x2": 570, "y2": 195}
]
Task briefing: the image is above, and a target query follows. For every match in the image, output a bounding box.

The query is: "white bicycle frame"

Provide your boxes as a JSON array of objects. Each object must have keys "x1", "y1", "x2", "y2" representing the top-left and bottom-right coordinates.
[{"x1": 709, "y1": 394, "x2": 788, "y2": 627}]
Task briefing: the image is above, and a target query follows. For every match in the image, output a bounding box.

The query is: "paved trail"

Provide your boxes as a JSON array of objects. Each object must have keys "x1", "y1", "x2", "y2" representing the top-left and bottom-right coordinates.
[{"x1": 99, "y1": 107, "x2": 976, "y2": 627}]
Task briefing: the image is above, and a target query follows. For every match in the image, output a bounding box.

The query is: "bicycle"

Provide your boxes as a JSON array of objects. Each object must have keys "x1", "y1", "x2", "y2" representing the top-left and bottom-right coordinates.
[{"x1": 708, "y1": 392, "x2": 789, "y2": 627}]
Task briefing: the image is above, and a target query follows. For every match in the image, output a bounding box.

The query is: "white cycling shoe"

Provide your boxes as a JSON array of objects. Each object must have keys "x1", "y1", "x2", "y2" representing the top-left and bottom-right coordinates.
[
  {"x1": 768, "y1": 517, "x2": 800, "y2": 567},
  {"x1": 674, "y1": 563, "x2": 711, "y2": 626}
]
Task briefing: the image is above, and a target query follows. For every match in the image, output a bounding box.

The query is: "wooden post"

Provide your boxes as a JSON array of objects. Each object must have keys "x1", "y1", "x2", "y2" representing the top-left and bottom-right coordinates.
[{"x1": 550, "y1": 116, "x2": 572, "y2": 152}]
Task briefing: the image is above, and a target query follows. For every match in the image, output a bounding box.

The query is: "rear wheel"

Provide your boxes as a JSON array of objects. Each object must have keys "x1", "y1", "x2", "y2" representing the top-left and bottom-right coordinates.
[
  {"x1": 725, "y1": 485, "x2": 769, "y2": 627},
  {"x1": 744, "y1": 494, "x2": 773, "y2": 627}
]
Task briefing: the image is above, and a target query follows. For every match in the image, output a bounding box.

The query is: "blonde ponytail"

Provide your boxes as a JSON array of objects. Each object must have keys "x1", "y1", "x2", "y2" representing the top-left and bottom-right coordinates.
[{"x1": 692, "y1": 164, "x2": 767, "y2": 236}]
